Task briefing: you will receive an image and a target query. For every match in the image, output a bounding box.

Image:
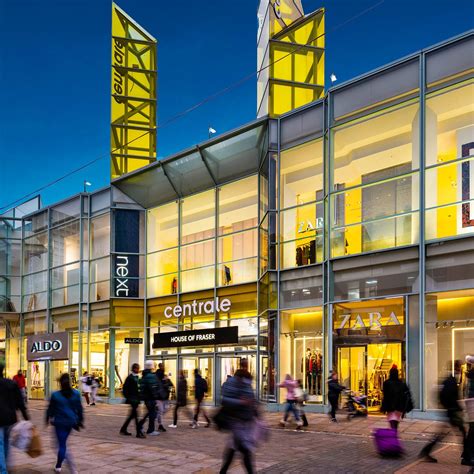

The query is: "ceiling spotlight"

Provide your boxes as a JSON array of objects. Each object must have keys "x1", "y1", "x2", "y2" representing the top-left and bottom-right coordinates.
[
  {"x1": 450, "y1": 321, "x2": 455, "y2": 328},
  {"x1": 435, "y1": 322, "x2": 440, "y2": 329},
  {"x1": 443, "y1": 321, "x2": 448, "y2": 328},
  {"x1": 467, "y1": 320, "x2": 471, "y2": 327}
]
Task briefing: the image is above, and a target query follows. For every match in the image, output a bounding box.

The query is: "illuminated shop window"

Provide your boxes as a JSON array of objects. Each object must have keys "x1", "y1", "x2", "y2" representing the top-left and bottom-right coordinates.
[
  {"x1": 147, "y1": 201, "x2": 179, "y2": 253},
  {"x1": 425, "y1": 289, "x2": 474, "y2": 408},
  {"x1": 331, "y1": 173, "x2": 420, "y2": 257},
  {"x1": 280, "y1": 140, "x2": 323, "y2": 209},
  {"x1": 181, "y1": 190, "x2": 215, "y2": 244},
  {"x1": 90, "y1": 213, "x2": 110, "y2": 260},
  {"x1": 425, "y1": 81, "x2": 474, "y2": 240},
  {"x1": 332, "y1": 100, "x2": 420, "y2": 189},
  {"x1": 23, "y1": 232, "x2": 48, "y2": 274},
  {"x1": 279, "y1": 307, "x2": 323, "y2": 404},
  {"x1": 280, "y1": 202, "x2": 323, "y2": 268}
]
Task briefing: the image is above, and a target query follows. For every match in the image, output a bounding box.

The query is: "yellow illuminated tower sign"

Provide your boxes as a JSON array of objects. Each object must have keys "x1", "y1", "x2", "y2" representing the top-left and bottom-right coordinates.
[
  {"x1": 257, "y1": 0, "x2": 325, "y2": 117},
  {"x1": 111, "y1": 3, "x2": 157, "y2": 179}
]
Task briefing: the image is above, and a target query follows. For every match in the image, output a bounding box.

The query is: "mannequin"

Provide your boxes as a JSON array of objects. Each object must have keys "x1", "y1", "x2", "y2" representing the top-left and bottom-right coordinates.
[{"x1": 304, "y1": 348, "x2": 312, "y2": 393}]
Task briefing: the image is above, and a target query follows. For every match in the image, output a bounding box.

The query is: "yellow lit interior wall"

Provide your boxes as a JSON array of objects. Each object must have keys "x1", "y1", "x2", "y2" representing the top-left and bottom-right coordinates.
[
  {"x1": 436, "y1": 157, "x2": 457, "y2": 238},
  {"x1": 343, "y1": 179, "x2": 362, "y2": 255}
]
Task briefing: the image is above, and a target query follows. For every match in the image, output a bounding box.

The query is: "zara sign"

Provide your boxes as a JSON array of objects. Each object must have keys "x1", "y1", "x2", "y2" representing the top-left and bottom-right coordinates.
[{"x1": 336, "y1": 312, "x2": 402, "y2": 330}]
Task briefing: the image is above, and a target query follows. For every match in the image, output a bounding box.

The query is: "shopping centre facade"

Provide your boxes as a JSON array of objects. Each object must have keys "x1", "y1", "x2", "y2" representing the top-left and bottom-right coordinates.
[{"x1": 1, "y1": 28, "x2": 473, "y2": 416}]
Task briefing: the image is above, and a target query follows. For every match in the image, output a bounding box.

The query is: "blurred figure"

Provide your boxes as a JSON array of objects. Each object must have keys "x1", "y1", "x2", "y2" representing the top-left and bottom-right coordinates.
[
  {"x1": 192, "y1": 368, "x2": 210, "y2": 429},
  {"x1": 13, "y1": 370, "x2": 27, "y2": 404},
  {"x1": 120, "y1": 363, "x2": 143, "y2": 438},
  {"x1": 0, "y1": 362, "x2": 29, "y2": 473},
  {"x1": 219, "y1": 359, "x2": 257, "y2": 474},
  {"x1": 296, "y1": 380, "x2": 309, "y2": 427},
  {"x1": 138, "y1": 360, "x2": 160, "y2": 436},
  {"x1": 80, "y1": 371, "x2": 92, "y2": 406},
  {"x1": 89, "y1": 375, "x2": 100, "y2": 406},
  {"x1": 419, "y1": 371, "x2": 469, "y2": 464},
  {"x1": 279, "y1": 374, "x2": 302, "y2": 428},
  {"x1": 381, "y1": 366, "x2": 413, "y2": 431},
  {"x1": 155, "y1": 367, "x2": 173, "y2": 433},
  {"x1": 464, "y1": 355, "x2": 474, "y2": 467},
  {"x1": 328, "y1": 372, "x2": 345, "y2": 422},
  {"x1": 46, "y1": 373, "x2": 83, "y2": 473},
  {"x1": 169, "y1": 370, "x2": 193, "y2": 428}
]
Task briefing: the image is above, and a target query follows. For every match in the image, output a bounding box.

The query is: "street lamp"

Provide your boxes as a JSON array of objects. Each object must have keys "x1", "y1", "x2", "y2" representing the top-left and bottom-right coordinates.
[{"x1": 83, "y1": 180, "x2": 92, "y2": 193}]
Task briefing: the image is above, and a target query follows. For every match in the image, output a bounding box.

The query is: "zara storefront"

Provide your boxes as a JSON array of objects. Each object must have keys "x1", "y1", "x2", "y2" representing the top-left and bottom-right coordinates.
[{"x1": 1, "y1": 31, "x2": 473, "y2": 416}]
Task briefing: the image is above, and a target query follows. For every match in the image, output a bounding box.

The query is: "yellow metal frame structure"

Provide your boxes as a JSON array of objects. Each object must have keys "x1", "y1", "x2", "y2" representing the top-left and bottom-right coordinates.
[
  {"x1": 111, "y1": 3, "x2": 157, "y2": 180},
  {"x1": 257, "y1": 1, "x2": 325, "y2": 118}
]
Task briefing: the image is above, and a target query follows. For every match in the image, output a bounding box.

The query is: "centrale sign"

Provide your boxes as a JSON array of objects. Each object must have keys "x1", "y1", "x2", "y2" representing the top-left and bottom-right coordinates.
[{"x1": 164, "y1": 297, "x2": 231, "y2": 319}]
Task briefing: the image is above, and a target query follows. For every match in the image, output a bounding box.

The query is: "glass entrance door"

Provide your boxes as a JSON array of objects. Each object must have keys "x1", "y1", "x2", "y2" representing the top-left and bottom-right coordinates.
[
  {"x1": 338, "y1": 346, "x2": 367, "y2": 397},
  {"x1": 216, "y1": 354, "x2": 256, "y2": 401},
  {"x1": 338, "y1": 343, "x2": 403, "y2": 412},
  {"x1": 180, "y1": 356, "x2": 213, "y2": 403}
]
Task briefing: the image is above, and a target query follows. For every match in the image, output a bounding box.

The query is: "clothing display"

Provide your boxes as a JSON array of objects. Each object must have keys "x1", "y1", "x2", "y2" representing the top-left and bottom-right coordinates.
[
  {"x1": 295, "y1": 240, "x2": 316, "y2": 266},
  {"x1": 299, "y1": 344, "x2": 323, "y2": 397}
]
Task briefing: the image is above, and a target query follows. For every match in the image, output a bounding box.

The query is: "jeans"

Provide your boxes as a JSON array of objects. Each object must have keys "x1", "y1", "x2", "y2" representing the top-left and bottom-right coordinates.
[
  {"x1": 0, "y1": 426, "x2": 11, "y2": 474},
  {"x1": 121, "y1": 403, "x2": 139, "y2": 433},
  {"x1": 283, "y1": 400, "x2": 300, "y2": 422},
  {"x1": 173, "y1": 403, "x2": 193, "y2": 425},
  {"x1": 54, "y1": 425, "x2": 73, "y2": 469},
  {"x1": 138, "y1": 400, "x2": 157, "y2": 433},
  {"x1": 329, "y1": 397, "x2": 338, "y2": 419},
  {"x1": 220, "y1": 440, "x2": 254, "y2": 474},
  {"x1": 156, "y1": 400, "x2": 167, "y2": 425}
]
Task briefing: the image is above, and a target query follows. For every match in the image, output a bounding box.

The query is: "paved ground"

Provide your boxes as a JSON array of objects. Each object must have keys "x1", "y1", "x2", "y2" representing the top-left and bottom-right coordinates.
[{"x1": 8, "y1": 401, "x2": 471, "y2": 473}]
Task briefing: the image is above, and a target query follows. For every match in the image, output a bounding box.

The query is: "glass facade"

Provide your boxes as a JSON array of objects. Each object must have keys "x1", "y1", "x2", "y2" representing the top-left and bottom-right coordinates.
[{"x1": 2, "y1": 33, "x2": 473, "y2": 414}]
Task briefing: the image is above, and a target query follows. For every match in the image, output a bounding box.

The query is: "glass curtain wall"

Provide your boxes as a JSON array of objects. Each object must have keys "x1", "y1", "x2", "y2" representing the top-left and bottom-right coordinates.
[
  {"x1": 330, "y1": 100, "x2": 420, "y2": 258},
  {"x1": 280, "y1": 139, "x2": 324, "y2": 268},
  {"x1": 146, "y1": 176, "x2": 259, "y2": 297},
  {"x1": 425, "y1": 80, "x2": 474, "y2": 241}
]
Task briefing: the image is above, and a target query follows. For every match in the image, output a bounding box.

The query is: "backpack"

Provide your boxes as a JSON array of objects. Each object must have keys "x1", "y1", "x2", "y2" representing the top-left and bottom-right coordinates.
[
  {"x1": 201, "y1": 378, "x2": 208, "y2": 394},
  {"x1": 86, "y1": 376, "x2": 93, "y2": 386}
]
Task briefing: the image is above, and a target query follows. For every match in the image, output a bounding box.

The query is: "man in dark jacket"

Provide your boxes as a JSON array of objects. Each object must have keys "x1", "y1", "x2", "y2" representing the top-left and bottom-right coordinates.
[
  {"x1": 137, "y1": 361, "x2": 160, "y2": 436},
  {"x1": 420, "y1": 374, "x2": 469, "y2": 464},
  {"x1": 120, "y1": 363, "x2": 144, "y2": 438},
  {"x1": 0, "y1": 362, "x2": 29, "y2": 472},
  {"x1": 192, "y1": 368, "x2": 210, "y2": 428},
  {"x1": 169, "y1": 371, "x2": 192, "y2": 428},
  {"x1": 328, "y1": 371, "x2": 345, "y2": 422}
]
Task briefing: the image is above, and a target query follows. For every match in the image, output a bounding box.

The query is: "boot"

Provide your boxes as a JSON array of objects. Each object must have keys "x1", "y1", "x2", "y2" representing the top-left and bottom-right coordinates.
[{"x1": 301, "y1": 414, "x2": 309, "y2": 427}]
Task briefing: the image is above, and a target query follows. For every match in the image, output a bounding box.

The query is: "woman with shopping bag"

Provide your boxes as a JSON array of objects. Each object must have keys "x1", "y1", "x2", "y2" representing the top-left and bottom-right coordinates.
[{"x1": 46, "y1": 373, "x2": 83, "y2": 473}]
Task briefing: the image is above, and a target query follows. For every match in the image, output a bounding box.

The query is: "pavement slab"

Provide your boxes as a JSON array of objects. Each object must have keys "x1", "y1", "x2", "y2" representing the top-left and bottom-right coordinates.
[{"x1": 6, "y1": 401, "x2": 471, "y2": 473}]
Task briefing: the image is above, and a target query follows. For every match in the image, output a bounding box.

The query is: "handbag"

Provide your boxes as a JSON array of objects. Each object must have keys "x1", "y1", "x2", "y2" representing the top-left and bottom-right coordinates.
[
  {"x1": 213, "y1": 406, "x2": 231, "y2": 431},
  {"x1": 27, "y1": 426, "x2": 43, "y2": 458}
]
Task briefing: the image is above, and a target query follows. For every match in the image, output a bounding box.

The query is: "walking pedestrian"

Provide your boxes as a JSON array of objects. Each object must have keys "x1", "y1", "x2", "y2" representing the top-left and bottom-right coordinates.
[
  {"x1": 278, "y1": 374, "x2": 302, "y2": 428},
  {"x1": 12, "y1": 370, "x2": 27, "y2": 404},
  {"x1": 192, "y1": 368, "x2": 210, "y2": 428},
  {"x1": 120, "y1": 363, "x2": 144, "y2": 438},
  {"x1": 46, "y1": 373, "x2": 83, "y2": 474},
  {"x1": 465, "y1": 355, "x2": 474, "y2": 467},
  {"x1": 137, "y1": 360, "x2": 160, "y2": 436},
  {"x1": 381, "y1": 365, "x2": 413, "y2": 431},
  {"x1": 89, "y1": 375, "x2": 100, "y2": 406},
  {"x1": 155, "y1": 367, "x2": 170, "y2": 432},
  {"x1": 219, "y1": 360, "x2": 257, "y2": 474},
  {"x1": 79, "y1": 371, "x2": 92, "y2": 406},
  {"x1": 296, "y1": 380, "x2": 309, "y2": 427},
  {"x1": 419, "y1": 371, "x2": 469, "y2": 464},
  {"x1": 0, "y1": 362, "x2": 29, "y2": 474},
  {"x1": 168, "y1": 370, "x2": 193, "y2": 428},
  {"x1": 328, "y1": 371, "x2": 345, "y2": 422}
]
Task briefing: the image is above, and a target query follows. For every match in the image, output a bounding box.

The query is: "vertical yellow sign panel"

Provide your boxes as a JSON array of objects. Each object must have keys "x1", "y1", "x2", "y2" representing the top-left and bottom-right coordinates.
[{"x1": 111, "y1": 3, "x2": 157, "y2": 179}]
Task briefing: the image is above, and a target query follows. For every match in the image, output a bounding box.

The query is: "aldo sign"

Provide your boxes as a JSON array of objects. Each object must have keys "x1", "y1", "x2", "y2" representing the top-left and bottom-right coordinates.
[{"x1": 27, "y1": 332, "x2": 69, "y2": 361}]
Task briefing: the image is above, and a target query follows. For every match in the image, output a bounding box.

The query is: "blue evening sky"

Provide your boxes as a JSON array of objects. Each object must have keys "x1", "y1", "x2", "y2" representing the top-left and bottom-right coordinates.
[{"x1": 0, "y1": 0, "x2": 473, "y2": 210}]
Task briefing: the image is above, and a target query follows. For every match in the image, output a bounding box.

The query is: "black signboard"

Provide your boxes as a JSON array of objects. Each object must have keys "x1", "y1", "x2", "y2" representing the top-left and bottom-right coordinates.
[
  {"x1": 153, "y1": 327, "x2": 239, "y2": 348},
  {"x1": 125, "y1": 337, "x2": 143, "y2": 344},
  {"x1": 113, "y1": 254, "x2": 140, "y2": 298}
]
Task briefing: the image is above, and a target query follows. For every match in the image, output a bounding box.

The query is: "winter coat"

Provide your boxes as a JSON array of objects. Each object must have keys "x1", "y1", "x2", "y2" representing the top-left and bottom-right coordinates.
[
  {"x1": 47, "y1": 389, "x2": 83, "y2": 428},
  {"x1": 0, "y1": 377, "x2": 29, "y2": 427},
  {"x1": 13, "y1": 374, "x2": 26, "y2": 389},
  {"x1": 328, "y1": 378, "x2": 345, "y2": 401},
  {"x1": 140, "y1": 369, "x2": 158, "y2": 401},
  {"x1": 222, "y1": 374, "x2": 256, "y2": 422},
  {"x1": 381, "y1": 379, "x2": 412, "y2": 414},
  {"x1": 176, "y1": 377, "x2": 188, "y2": 406},
  {"x1": 194, "y1": 374, "x2": 208, "y2": 401},
  {"x1": 279, "y1": 379, "x2": 298, "y2": 401},
  {"x1": 440, "y1": 375, "x2": 461, "y2": 412},
  {"x1": 122, "y1": 373, "x2": 140, "y2": 405}
]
